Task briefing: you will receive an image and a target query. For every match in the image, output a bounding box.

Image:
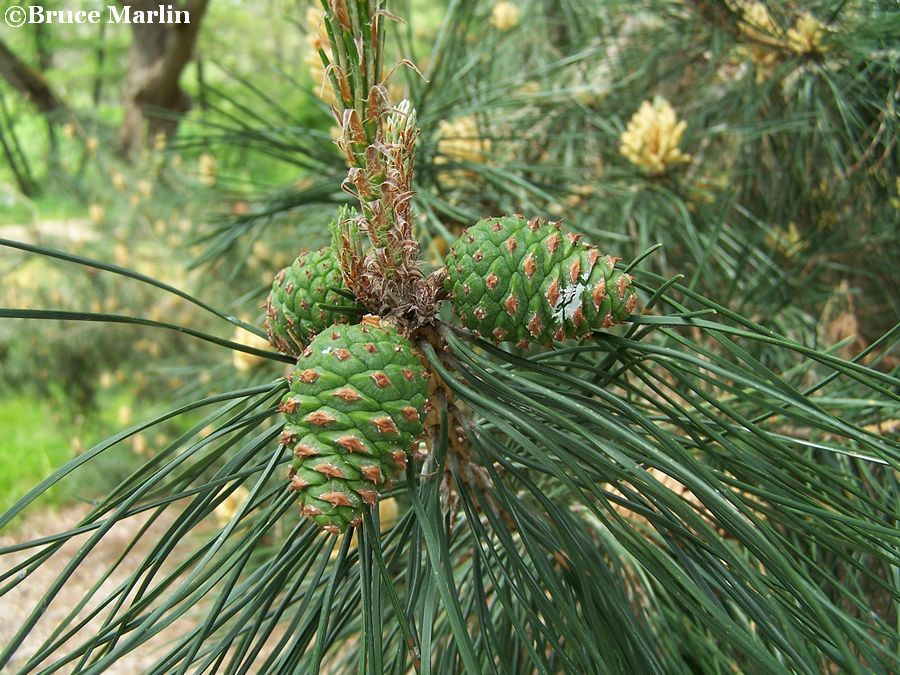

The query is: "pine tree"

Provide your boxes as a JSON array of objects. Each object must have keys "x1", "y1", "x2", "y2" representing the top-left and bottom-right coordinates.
[{"x1": 1, "y1": 1, "x2": 897, "y2": 673}]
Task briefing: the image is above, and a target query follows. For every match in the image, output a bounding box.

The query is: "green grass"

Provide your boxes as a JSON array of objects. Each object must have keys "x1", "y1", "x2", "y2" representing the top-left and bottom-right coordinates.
[
  {"x1": 0, "y1": 384, "x2": 209, "y2": 519},
  {"x1": 0, "y1": 394, "x2": 72, "y2": 513},
  {"x1": 0, "y1": 187, "x2": 87, "y2": 226}
]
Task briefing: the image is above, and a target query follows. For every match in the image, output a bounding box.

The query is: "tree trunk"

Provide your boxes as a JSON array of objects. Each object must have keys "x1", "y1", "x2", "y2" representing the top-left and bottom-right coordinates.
[
  {"x1": 119, "y1": 0, "x2": 210, "y2": 160},
  {"x1": 0, "y1": 37, "x2": 65, "y2": 196},
  {"x1": 0, "y1": 39, "x2": 65, "y2": 114},
  {"x1": 33, "y1": 21, "x2": 61, "y2": 171}
]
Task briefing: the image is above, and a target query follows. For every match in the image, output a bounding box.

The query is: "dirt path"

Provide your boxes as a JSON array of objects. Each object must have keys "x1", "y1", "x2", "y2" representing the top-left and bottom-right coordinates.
[
  {"x1": 0, "y1": 505, "x2": 192, "y2": 674},
  {"x1": 0, "y1": 219, "x2": 97, "y2": 247}
]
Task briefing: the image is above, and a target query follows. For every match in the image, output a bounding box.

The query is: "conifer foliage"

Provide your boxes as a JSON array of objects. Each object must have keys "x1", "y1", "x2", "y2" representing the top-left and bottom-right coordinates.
[{"x1": 0, "y1": 1, "x2": 897, "y2": 673}]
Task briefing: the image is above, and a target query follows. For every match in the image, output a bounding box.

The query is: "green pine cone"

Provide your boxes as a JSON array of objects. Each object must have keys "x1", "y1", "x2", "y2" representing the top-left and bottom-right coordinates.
[
  {"x1": 443, "y1": 215, "x2": 639, "y2": 346},
  {"x1": 264, "y1": 246, "x2": 360, "y2": 357},
  {"x1": 279, "y1": 318, "x2": 430, "y2": 533}
]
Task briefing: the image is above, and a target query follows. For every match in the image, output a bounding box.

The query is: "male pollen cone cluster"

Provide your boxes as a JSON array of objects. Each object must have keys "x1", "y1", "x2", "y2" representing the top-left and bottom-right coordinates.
[{"x1": 619, "y1": 97, "x2": 691, "y2": 175}]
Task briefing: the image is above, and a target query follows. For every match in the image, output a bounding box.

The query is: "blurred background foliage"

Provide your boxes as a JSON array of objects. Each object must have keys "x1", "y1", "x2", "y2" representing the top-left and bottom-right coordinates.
[{"x1": 0, "y1": 0, "x2": 897, "y2": 671}]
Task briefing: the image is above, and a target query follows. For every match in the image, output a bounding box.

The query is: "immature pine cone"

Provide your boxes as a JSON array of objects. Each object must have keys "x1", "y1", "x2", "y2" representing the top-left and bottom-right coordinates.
[
  {"x1": 444, "y1": 215, "x2": 638, "y2": 346},
  {"x1": 265, "y1": 245, "x2": 360, "y2": 357},
  {"x1": 280, "y1": 317, "x2": 429, "y2": 533}
]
